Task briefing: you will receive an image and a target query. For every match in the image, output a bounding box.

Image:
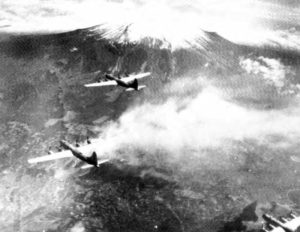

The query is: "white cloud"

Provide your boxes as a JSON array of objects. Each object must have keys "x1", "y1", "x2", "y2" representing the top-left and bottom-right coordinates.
[
  {"x1": 239, "y1": 56, "x2": 298, "y2": 95},
  {"x1": 70, "y1": 222, "x2": 85, "y2": 232},
  {"x1": 93, "y1": 76, "x2": 300, "y2": 166},
  {"x1": 240, "y1": 57, "x2": 286, "y2": 89},
  {"x1": 0, "y1": 0, "x2": 299, "y2": 49}
]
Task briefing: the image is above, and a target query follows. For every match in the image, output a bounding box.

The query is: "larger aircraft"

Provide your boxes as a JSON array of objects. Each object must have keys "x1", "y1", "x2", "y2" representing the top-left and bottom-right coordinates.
[
  {"x1": 28, "y1": 139, "x2": 110, "y2": 169},
  {"x1": 84, "y1": 72, "x2": 151, "y2": 91}
]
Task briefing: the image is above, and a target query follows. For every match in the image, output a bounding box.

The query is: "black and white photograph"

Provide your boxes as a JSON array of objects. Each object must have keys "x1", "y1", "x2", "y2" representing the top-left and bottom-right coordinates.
[{"x1": 0, "y1": 1, "x2": 300, "y2": 231}]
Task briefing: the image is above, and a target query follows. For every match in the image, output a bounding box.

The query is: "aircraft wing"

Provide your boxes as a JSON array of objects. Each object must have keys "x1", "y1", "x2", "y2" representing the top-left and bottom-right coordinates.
[
  {"x1": 28, "y1": 143, "x2": 97, "y2": 164},
  {"x1": 28, "y1": 150, "x2": 73, "y2": 164},
  {"x1": 121, "y1": 72, "x2": 151, "y2": 83},
  {"x1": 84, "y1": 80, "x2": 117, "y2": 88}
]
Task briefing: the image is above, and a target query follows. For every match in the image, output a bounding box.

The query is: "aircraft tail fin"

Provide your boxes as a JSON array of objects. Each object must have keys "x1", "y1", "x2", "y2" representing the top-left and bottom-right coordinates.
[
  {"x1": 131, "y1": 78, "x2": 138, "y2": 90},
  {"x1": 87, "y1": 152, "x2": 98, "y2": 167}
]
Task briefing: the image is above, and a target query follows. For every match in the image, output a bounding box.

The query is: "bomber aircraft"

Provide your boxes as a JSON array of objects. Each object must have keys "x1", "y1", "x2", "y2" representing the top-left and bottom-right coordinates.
[
  {"x1": 84, "y1": 72, "x2": 151, "y2": 91},
  {"x1": 262, "y1": 213, "x2": 300, "y2": 232},
  {"x1": 28, "y1": 138, "x2": 110, "y2": 169}
]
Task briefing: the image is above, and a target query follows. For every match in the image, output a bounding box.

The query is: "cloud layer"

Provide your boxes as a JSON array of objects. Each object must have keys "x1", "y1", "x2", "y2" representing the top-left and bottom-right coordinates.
[
  {"x1": 0, "y1": 0, "x2": 299, "y2": 48},
  {"x1": 93, "y1": 71, "x2": 300, "y2": 168}
]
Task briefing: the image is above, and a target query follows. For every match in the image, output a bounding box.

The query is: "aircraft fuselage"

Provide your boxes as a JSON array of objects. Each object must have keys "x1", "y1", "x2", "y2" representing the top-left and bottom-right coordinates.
[{"x1": 105, "y1": 74, "x2": 138, "y2": 90}]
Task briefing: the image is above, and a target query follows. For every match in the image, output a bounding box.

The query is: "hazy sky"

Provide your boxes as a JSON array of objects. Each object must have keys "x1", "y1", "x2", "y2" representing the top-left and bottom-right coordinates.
[{"x1": 0, "y1": 0, "x2": 299, "y2": 48}]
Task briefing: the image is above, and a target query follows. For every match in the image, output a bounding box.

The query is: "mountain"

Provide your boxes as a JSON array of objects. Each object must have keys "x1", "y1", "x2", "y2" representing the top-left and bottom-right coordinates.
[
  {"x1": 0, "y1": 25, "x2": 240, "y2": 126},
  {"x1": 0, "y1": 25, "x2": 300, "y2": 232}
]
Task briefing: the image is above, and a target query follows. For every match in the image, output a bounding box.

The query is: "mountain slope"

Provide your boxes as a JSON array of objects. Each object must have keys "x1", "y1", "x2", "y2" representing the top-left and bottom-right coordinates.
[{"x1": 0, "y1": 25, "x2": 300, "y2": 232}]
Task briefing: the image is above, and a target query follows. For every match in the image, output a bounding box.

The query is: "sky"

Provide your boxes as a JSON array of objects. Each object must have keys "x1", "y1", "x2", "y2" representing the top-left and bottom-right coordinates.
[{"x1": 0, "y1": 0, "x2": 299, "y2": 48}]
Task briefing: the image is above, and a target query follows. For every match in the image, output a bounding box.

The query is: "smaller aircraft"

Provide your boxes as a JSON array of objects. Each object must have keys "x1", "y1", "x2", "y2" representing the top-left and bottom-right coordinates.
[
  {"x1": 28, "y1": 138, "x2": 110, "y2": 169},
  {"x1": 291, "y1": 155, "x2": 300, "y2": 163},
  {"x1": 262, "y1": 213, "x2": 300, "y2": 232},
  {"x1": 84, "y1": 72, "x2": 151, "y2": 91}
]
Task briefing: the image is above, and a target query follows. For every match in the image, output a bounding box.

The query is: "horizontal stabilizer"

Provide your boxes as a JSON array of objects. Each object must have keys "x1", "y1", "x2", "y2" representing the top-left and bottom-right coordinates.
[
  {"x1": 125, "y1": 85, "x2": 146, "y2": 92},
  {"x1": 97, "y1": 158, "x2": 110, "y2": 165},
  {"x1": 28, "y1": 150, "x2": 73, "y2": 164},
  {"x1": 80, "y1": 164, "x2": 94, "y2": 169},
  {"x1": 80, "y1": 159, "x2": 110, "y2": 169},
  {"x1": 138, "y1": 85, "x2": 146, "y2": 90}
]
